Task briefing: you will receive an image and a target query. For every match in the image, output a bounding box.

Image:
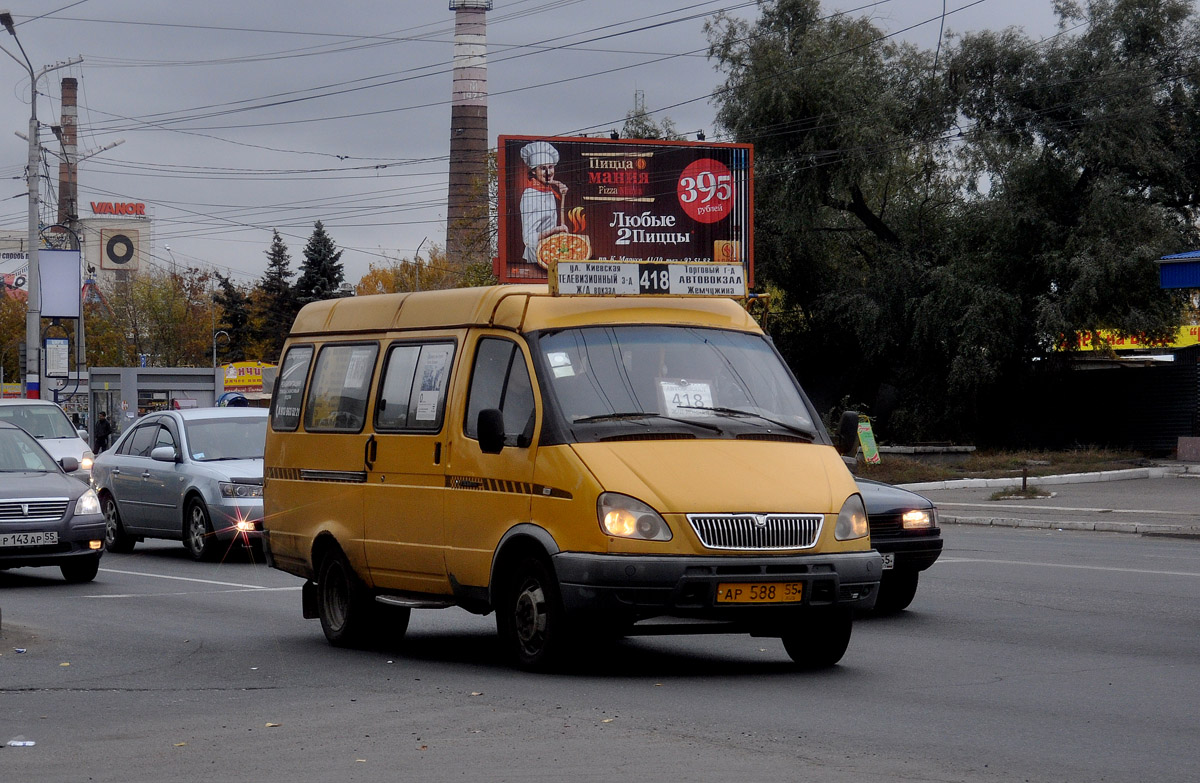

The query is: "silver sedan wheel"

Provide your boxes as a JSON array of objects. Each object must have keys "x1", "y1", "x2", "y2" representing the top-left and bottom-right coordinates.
[{"x1": 185, "y1": 501, "x2": 214, "y2": 561}]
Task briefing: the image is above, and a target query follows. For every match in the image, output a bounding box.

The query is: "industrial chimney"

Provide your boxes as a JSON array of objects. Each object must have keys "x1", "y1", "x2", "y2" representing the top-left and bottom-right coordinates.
[
  {"x1": 57, "y1": 77, "x2": 78, "y2": 228},
  {"x1": 446, "y1": 0, "x2": 492, "y2": 267}
]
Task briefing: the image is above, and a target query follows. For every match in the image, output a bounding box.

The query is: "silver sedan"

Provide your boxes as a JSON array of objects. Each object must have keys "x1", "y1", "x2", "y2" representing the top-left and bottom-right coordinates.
[{"x1": 91, "y1": 407, "x2": 267, "y2": 561}]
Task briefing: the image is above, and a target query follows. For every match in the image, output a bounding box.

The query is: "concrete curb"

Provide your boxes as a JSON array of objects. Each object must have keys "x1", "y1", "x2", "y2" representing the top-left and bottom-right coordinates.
[
  {"x1": 941, "y1": 514, "x2": 1200, "y2": 538},
  {"x1": 898, "y1": 463, "x2": 1200, "y2": 493}
]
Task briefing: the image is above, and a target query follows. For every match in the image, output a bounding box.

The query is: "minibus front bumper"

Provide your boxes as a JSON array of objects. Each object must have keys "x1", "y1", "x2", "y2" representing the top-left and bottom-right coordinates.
[{"x1": 552, "y1": 550, "x2": 882, "y2": 618}]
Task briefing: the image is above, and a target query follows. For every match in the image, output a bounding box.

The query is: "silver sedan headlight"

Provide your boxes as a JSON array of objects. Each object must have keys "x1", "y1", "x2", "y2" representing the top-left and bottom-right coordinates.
[{"x1": 219, "y1": 482, "x2": 263, "y2": 499}]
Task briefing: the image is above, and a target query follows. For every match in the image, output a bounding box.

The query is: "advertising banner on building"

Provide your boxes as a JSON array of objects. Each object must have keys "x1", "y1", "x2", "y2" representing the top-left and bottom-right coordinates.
[
  {"x1": 1, "y1": 250, "x2": 29, "y2": 298},
  {"x1": 496, "y1": 135, "x2": 753, "y2": 291}
]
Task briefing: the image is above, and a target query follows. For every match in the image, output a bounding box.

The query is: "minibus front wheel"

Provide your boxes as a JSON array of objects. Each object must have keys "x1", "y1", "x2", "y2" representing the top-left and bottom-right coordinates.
[{"x1": 496, "y1": 555, "x2": 571, "y2": 671}]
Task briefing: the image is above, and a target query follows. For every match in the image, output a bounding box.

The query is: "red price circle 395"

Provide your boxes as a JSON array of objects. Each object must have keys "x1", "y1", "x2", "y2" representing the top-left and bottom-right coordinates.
[{"x1": 677, "y1": 158, "x2": 733, "y2": 224}]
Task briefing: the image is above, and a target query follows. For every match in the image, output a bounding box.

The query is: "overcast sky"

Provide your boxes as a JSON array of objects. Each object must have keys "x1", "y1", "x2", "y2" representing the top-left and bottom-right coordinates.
[{"x1": 0, "y1": 1, "x2": 1062, "y2": 286}]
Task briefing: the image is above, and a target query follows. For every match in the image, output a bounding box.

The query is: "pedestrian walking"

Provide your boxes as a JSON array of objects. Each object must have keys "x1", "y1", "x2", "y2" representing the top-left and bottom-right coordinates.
[{"x1": 94, "y1": 411, "x2": 113, "y2": 452}]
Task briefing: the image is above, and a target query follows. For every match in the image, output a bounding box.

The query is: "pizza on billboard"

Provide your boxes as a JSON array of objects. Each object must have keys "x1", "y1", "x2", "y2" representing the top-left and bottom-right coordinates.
[{"x1": 496, "y1": 135, "x2": 753, "y2": 291}]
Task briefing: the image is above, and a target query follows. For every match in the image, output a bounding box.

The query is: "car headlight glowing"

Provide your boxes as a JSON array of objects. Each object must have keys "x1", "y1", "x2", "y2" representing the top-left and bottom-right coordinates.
[
  {"x1": 902, "y1": 508, "x2": 936, "y2": 530},
  {"x1": 220, "y1": 482, "x2": 263, "y2": 499},
  {"x1": 597, "y1": 493, "x2": 672, "y2": 541},
  {"x1": 835, "y1": 494, "x2": 869, "y2": 541},
  {"x1": 75, "y1": 489, "x2": 101, "y2": 516},
  {"x1": 80, "y1": 452, "x2": 94, "y2": 472}
]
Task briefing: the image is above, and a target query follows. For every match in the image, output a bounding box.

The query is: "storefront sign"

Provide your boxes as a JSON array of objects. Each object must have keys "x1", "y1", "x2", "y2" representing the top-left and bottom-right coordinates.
[
  {"x1": 221, "y1": 361, "x2": 276, "y2": 392},
  {"x1": 1063, "y1": 325, "x2": 1200, "y2": 351}
]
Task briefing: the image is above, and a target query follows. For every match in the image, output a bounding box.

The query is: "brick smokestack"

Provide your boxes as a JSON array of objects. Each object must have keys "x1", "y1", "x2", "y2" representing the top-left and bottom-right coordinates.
[
  {"x1": 58, "y1": 77, "x2": 78, "y2": 227},
  {"x1": 446, "y1": 1, "x2": 492, "y2": 266}
]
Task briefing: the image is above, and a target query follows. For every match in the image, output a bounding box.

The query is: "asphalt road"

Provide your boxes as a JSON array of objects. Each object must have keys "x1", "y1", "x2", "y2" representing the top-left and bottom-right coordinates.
[{"x1": 2, "y1": 518, "x2": 1198, "y2": 782}]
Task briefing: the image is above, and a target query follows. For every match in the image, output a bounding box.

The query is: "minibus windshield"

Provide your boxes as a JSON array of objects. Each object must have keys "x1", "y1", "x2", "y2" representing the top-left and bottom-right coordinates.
[{"x1": 535, "y1": 326, "x2": 817, "y2": 440}]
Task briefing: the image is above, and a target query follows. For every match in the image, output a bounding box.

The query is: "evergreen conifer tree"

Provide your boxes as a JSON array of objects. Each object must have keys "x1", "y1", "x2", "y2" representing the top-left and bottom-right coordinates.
[{"x1": 294, "y1": 221, "x2": 347, "y2": 304}]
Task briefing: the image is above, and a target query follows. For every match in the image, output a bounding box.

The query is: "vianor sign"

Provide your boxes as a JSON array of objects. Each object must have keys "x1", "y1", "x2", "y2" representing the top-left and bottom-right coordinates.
[{"x1": 90, "y1": 201, "x2": 146, "y2": 216}]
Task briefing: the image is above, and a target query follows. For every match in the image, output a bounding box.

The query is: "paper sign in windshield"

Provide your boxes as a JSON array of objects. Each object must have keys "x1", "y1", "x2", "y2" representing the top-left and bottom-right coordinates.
[{"x1": 660, "y1": 379, "x2": 713, "y2": 417}]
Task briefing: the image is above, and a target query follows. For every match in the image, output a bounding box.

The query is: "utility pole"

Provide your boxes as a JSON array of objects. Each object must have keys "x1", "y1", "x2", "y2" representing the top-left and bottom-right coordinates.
[{"x1": 2, "y1": 10, "x2": 81, "y2": 398}]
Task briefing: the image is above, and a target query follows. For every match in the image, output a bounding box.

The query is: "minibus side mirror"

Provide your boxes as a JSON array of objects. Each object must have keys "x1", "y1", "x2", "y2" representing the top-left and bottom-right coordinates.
[
  {"x1": 478, "y1": 408, "x2": 506, "y2": 454},
  {"x1": 838, "y1": 410, "x2": 860, "y2": 458}
]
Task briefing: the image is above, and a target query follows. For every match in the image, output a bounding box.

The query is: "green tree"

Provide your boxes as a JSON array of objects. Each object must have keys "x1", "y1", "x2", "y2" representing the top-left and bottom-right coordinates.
[
  {"x1": 707, "y1": 0, "x2": 959, "y2": 439},
  {"x1": 620, "y1": 90, "x2": 682, "y2": 140},
  {"x1": 707, "y1": 0, "x2": 1193, "y2": 445},
  {"x1": 212, "y1": 272, "x2": 250, "y2": 363},
  {"x1": 251, "y1": 229, "x2": 299, "y2": 363},
  {"x1": 101, "y1": 266, "x2": 214, "y2": 367},
  {"x1": 294, "y1": 221, "x2": 347, "y2": 305}
]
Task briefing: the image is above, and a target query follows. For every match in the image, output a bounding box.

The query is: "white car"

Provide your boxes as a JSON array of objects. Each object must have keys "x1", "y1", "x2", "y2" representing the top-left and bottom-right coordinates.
[
  {"x1": 91, "y1": 407, "x2": 267, "y2": 561},
  {"x1": 0, "y1": 399, "x2": 94, "y2": 482}
]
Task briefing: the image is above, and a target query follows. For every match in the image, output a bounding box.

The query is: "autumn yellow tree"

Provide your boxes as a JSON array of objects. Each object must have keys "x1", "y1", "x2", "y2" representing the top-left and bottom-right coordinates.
[{"x1": 355, "y1": 243, "x2": 492, "y2": 295}]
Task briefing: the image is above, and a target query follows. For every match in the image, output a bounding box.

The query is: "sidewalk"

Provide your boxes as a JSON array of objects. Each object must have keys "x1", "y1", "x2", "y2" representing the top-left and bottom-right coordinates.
[{"x1": 897, "y1": 463, "x2": 1200, "y2": 538}]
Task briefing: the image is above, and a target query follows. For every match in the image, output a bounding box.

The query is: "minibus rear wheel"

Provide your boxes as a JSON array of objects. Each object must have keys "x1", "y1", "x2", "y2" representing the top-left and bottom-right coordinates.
[
  {"x1": 780, "y1": 606, "x2": 853, "y2": 669},
  {"x1": 318, "y1": 550, "x2": 372, "y2": 647},
  {"x1": 497, "y1": 555, "x2": 571, "y2": 671}
]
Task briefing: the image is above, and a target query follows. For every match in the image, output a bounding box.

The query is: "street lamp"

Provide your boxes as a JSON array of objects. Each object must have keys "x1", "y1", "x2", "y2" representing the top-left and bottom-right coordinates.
[
  {"x1": 212, "y1": 330, "x2": 229, "y2": 370},
  {"x1": 1, "y1": 10, "x2": 81, "y2": 398}
]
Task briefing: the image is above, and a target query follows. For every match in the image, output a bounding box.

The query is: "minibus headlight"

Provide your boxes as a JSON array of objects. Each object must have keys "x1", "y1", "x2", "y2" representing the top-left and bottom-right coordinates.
[
  {"x1": 597, "y1": 493, "x2": 672, "y2": 541},
  {"x1": 75, "y1": 489, "x2": 101, "y2": 516},
  {"x1": 835, "y1": 494, "x2": 869, "y2": 541}
]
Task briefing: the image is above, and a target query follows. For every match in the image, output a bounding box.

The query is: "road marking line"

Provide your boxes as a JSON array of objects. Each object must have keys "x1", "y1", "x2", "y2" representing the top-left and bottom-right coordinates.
[
  {"x1": 939, "y1": 557, "x2": 1200, "y2": 577},
  {"x1": 97, "y1": 567, "x2": 277, "y2": 590},
  {"x1": 86, "y1": 586, "x2": 302, "y2": 599},
  {"x1": 937, "y1": 502, "x2": 1196, "y2": 517}
]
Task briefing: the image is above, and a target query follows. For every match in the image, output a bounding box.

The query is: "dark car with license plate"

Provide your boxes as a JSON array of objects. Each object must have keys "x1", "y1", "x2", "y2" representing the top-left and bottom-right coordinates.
[
  {"x1": 857, "y1": 478, "x2": 942, "y2": 612},
  {"x1": 0, "y1": 421, "x2": 105, "y2": 582}
]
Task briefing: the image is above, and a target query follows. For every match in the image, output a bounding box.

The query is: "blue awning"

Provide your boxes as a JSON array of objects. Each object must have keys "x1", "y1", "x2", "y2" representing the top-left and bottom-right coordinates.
[{"x1": 1158, "y1": 251, "x2": 1200, "y2": 288}]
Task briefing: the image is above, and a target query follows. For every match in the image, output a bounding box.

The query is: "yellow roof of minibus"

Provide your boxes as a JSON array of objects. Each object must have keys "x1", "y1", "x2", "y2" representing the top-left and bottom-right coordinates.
[{"x1": 287, "y1": 285, "x2": 762, "y2": 337}]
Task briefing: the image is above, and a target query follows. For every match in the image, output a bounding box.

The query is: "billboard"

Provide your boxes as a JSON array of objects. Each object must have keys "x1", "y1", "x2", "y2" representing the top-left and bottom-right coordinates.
[{"x1": 496, "y1": 135, "x2": 753, "y2": 291}]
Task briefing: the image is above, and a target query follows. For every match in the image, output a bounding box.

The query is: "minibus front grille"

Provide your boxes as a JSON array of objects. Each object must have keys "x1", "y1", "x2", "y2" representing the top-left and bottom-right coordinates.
[{"x1": 686, "y1": 514, "x2": 823, "y2": 551}]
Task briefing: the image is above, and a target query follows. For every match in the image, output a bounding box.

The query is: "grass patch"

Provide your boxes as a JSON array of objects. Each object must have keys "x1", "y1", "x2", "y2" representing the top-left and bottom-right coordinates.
[
  {"x1": 855, "y1": 448, "x2": 1150, "y2": 486},
  {"x1": 988, "y1": 485, "x2": 1051, "y2": 500}
]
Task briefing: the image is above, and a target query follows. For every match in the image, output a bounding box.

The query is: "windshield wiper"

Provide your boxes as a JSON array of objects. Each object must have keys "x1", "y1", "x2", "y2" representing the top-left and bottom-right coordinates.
[
  {"x1": 572, "y1": 411, "x2": 723, "y2": 433},
  {"x1": 675, "y1": 406, "x2": 816, "y2": 440}
]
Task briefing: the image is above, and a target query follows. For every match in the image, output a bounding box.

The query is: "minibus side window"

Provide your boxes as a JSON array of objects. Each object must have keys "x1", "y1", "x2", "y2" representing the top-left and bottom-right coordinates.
[
  {"x1": 271, "y1": 346, "x2": 313, "y2": 432},
  {"x1": 304, "y1": 343, "x2": 379, "y2": 433},
  {"x1": 376, "y1": 342, "x2": 455, "y2": 432},
  {"x1": 464, "y1": 338, "x2": 535, "y2": 446}
]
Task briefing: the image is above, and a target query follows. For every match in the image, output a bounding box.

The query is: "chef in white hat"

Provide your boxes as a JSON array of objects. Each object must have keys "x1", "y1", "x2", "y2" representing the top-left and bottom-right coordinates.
[{"x1": 519, "y1": 141, "x2": 568, "y2": 266}]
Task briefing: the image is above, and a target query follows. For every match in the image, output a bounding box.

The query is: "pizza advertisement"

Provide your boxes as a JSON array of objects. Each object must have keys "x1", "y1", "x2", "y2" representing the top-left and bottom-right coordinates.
[{"x1": 496, "y1": 135, "x2": 754, "y2": 293}]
